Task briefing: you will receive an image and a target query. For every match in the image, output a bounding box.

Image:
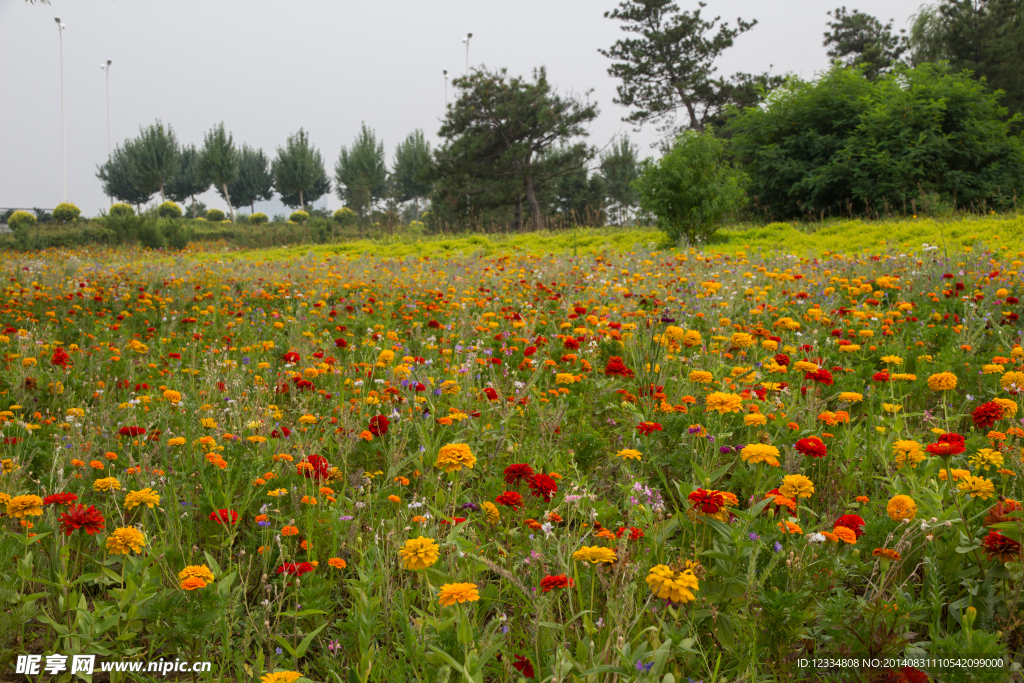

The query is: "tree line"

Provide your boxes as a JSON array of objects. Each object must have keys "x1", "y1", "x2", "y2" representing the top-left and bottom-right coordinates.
[{"x1": 97, "y1": 0, "x2": 1024, "y2": 231}]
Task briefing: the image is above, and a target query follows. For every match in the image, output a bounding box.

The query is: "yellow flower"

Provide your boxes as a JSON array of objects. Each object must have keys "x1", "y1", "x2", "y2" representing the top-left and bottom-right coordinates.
[
  {"x1": 435, "y1": 443, "x2": 476, "y2": 472},
  {"x1": 106, "y1": 527, "x2": 146, "y2": 555},
  {"x1": 886, "y1": 494, "x2": 917, "y2": 522},
  {"x1": 260, "y1": 672, "x2": 302, "y2": 683},
  {"x1": 688, "y1": 370, "x2": 714, "y2": 383},
  {"x1": 163, "y1": 390, "x2": 182, "y2": 404},
  {"x1": 880, "y1": 355, "x2": 903, "y2": 365},
  {"x1": 572, "y1": 546, "x2": 616, "y2": 564},
  {"x1": 664, "y1": 326, "x2": 686, "y2": 342},
  {"x1": 377, "y1": 349, "x2": 395, "y2": 365},
  {"x1": 200, "y1": 418, "x2": 218, "y2": 429},
  {"x1": 614, "y1": 448, "x2": 642, "y2": 461},
  {"x1": 729, "y1": 332, "x2": 753, "y2": 348},
  {"x1": 178, "y1": 565, "x2": 215, "y2": 582},
  {"x1": 740, "y1": 444, "x2": 780, "y2": 466},
  {"x1": 555, "y1": 373, "x2": 579, "y2": 384},
  {"x1": 168, "y1": 437, "x2": 186, "y2": 446},
  {"x1": 179, "y1": 577, "x2": 208, "y2": 590},
  {"x1": 793, "y1": 361, "x2": 819, "y2": 373},
  {"x1": 968, "y1": 448, "x2": 1003, "y2": 472},
  {"x1": 681, "y1": 330, "x2": 702, "y2": 347},
  {"x1": 267, "y1": 488, "x2": 288, "y2": 497},
  {"x1": 93, "y1": 477, "x2": 121, "y2": 492},
  {"x1": 124, "y1": 488, "x2": 160, "y2": 510},
  {"x1": 927, "y1": 372, "x2": 958, "y2": 391},
  {"x1": 437, "y1": 582, "x2": 479, "y2": 606},
  {"x1": 779, "y1": 474, "x2": 814, "y2": 499},
  {"x1": 705, "y1": 392, "x2": 743, "y2": 415},
  {"x1": 744, "y1": 413, "x2": 767, "y2": 426},
  {"x1": 399, "y1": 537, "x2": 439, "y2": 570},
  {"x1": 6, "y1": 494, "x2": 44, "y2": 518},
  {"x1": 482, "y1": 501, "x2": 500, "y2": 524},
  {"x1": 1000, "y1": 371, "x2": 1024, "y2": 390},
  {"x1": 892, "y1": 440, "x2": 926, "y2": 470},
  {"x1": 992, "y1": 398, "x2": 1018, "y2": 417},
  {"x1": 646, "y1": 565, "x2": 699, "y2": 603},
  {"x1": 298, "y1": 414, "x2": 317, "y2": 424},
  {"x1": 957, "y1": 475, "x2": 995, "y2": 499},
  {"x1": 838, "y1": 392, "x2": 863, "y2": 402},
  {"x1": 882, "y1": 403, "x2": 902, "y2": 414}
]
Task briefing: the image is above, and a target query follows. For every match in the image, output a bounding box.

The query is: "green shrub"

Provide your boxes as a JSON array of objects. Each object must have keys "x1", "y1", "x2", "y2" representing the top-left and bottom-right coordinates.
[
  {"x1": 160, "y1": 220, "x2": 191, "y2": 250},
  {"x1": 52, "y1": 202, "x2": 81, "y2": 223},
  {"x1": 7, "y1": 210, "x2": 36, "y2": 231},
  {"x1": 333, "y1": 207, "x2": 357, "y2": 226},
  {"x1": 633, "y1": 129, "x2": 747, "y2": 245},
  {"x1": 137, "y1": 216, "x2": 164, "y2": 248},
  {"x1": 290, "y1": 210, "x2": 309, "y2": 224},
  {"x1": 249, "y1": 213, "x2": 268, "y2": 225},
  {"x1": 728, "y1": 63, "x2": 1024, "y2": 219},
  {"x1": 407, "y1": 220, "x2": 426, "y2": 237},
  {"x1": 206, "y1": 208, "x2": 226, "y2": 222},
  {"x1": 158, "y1": 201, "x2": 183, "y2": 219},
  {"x1": 109, "y1": 203, "x2": 135, "y2": 217}
]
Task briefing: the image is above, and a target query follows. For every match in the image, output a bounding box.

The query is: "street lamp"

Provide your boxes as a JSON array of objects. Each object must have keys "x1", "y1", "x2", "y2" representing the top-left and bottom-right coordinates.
[
  {"x1": 55, "y1": 17, "x2": 67, "y2": 203},
  {"x1": 463, "y1": 32, "x2": 472, "y2": 75},
  {"x1": 100, "y1": 60, "x2": 112, "y2": 159},
  {"x1": 443, "y1": 70, "x2": 448, "y2": 108}
]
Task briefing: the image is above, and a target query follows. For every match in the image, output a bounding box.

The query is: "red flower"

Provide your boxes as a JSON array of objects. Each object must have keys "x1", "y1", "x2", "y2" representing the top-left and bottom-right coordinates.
[
  {"x1": 51, "y1": 347, "x2": 71, "y2": 367},
  {"x1": 938, "y1": 432, "x2": 965, "y2": 448},
  {"x1": 563, "y1": 338, "x2": 580, "y2": 350},
  {"x1": 276, "y1": 562, "x2": 314, "y2": 576},
  {"x1": 334, "y1": 338, "x2": 347, "y2": 348},
  {"x1": 688, "y1": 489, "x2": 724, "y2": 514},
  {"x1": 834, "y1": 514, "x2": 866, "y2": 538},
  {"x1": 368, "y1": 415, "x2": 390, "y2": 436},
  {"x1": 615, "y1": 526, "x2": 644, "y2": 540},
  {"x1": 872, "y1": 370, "x2": 890, "y2": 382},
  {"x1": 636, "y1": 421, "x2": 663, "y2": 436},
  {"x1": 603, "y1": 356, "x2": 635, "y2": 378},
  {"x1": 972, "y1": 402, "x2": 1004, "y2": 430},
  {"x1": 302, "y1": 455, "x2": 330, "y2": 480},
  {"x1": 926, "y1": 442, "x2": 964, "y2": 457},
  {"x1": 804, "y1": 369, "x2": 834, "y2": 385},
  {"x1": 281, "y1": 352, "x2": 300, "y2": 363},
  {"x1": 795, "y1": 436, "x2": 827, "y2": 458},
  {"x1": 44, "y1": 493, "x2": 79, "y2": 506},
  {"x1": 540, "y1": 575, "x2": 574, "y2": 592},
  {"x1": 523, "y1": 346, "x2": 537, "y2": 357},
  {"x1": 119, "y1": 426, "x2": 146, "y2": 437},
  {"x1": 59, "y1": 504, "x2": 105, "y2": 536},
  {"x1": 983, "y1": 531, "x2": 1021, "y2": 562},
  {"x1": 209, "y1": 509, "x2": 239, "y2": 525},
  {"x1": 496, "y1": 491, "x2": 524, "y2": 510},
  {"x1": 773, "y1": 353, "x2": 790, "y2": 366},
  {"x1": 483, "y1": 387, "x2": 499, "y2": 401},
  {"x1": 512, "y1": 655, "x2": 535, "y2": 679},
  {"x1": 503, "y1": 463, "x2": 535, "y2": 487},
  {"x1": 527, "y1": 473, "x2": 558, "y2": 502}
]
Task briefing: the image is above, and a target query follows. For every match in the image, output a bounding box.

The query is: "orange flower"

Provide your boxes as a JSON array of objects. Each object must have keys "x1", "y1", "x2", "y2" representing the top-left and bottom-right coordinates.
[
  {"x1": 833, "y1": 526, "x2": 857, "y2": 544},
  {"x1": 281, "y1": 525, "x2": 299, "y2": 537},
  {"x1": 328, "y1": 557, "x2": 347, "y2": 569}
]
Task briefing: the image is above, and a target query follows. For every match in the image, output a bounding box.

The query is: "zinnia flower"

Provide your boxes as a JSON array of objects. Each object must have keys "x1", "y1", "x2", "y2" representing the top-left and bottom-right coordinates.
[
  {"x1": 399, "y1": 537, "x2": 439, "y2": 570},
  {"x1": 435, "y1": 443, "x2": 476, "y2": 472},
  {"x1": 106, "y1": 527, "x2": 146, "y2": 555},
  {"x1": 437, "y1": 582, "x2": 479, "y2": 606},
  {"x1": 972, "y1": 402, "x2": 1004, "y2": 430},
  {"x1": 646, "y1": 564, "x2": 699, "y2": 603},
  {"x1": 503, "y1": 463, "x2": 535, "y2": 486},
  {"x1": 926, "y1": 372, "x2": 958, "y2": 391},
  {"x1": 43, "y1": 493, "x2": 78, "y2": 506},
  {"x1": 688, "y1": 488, "x2": 724, "y2": 514},
  {"x1": 6, "y1": 495, "x2": 44, "y2": 518},
  {"x1": 124, "y1": 488, "x2": 160, "y2": 510},
  {"x1": 179, "y1": 565, "x2": 215, "y2": 582},
  {"x1": 540, "y1": 574, "x2": 573, "y2": 592},
  {"x1": 795, "y1": 436, "x2": 827, "y2": 458},
  {"x1": 260, "y1": 672, "x2": 302, "y2": 683},
  {"x1": 209, "y1": 509, "x2": 239, "y2": 524},
  {"x1": 58, "y1": 504, "x2": 105, "y2": 536},
  {"x1": 887, "y1": 494, "x2": 917, "y2": 522},
  {"x1": 982, "y1": 531, "x2": 1021, "y2": 562},
  {"x1": 572, "y1": 546, "x2": 616, "y2": 564},
  {"x1": 527, "y1": 473, "x2": 558, "y2": 502},
  {"x1": 740, "y1": 444, "x2": 780, "y2": 466},
  {"x1": 495, "y1": 491, "x2": 524, "y2": 510},
  {"x1": 834, "y1": 514, "x2": 866, "y2": 538},
  {"x1": 93, "y1": 477, "x2": 121, "y2": 492},
  {"x1": 957, "y1": 475, "x2": 995, "y2": 499},
  {"x1": 779, "y1": 474, "x2": 814, "y2": 499},
  {"x1": 614, "y1": 448, "x2": 642, "y2": 460},
  {"x1": 705, "y1": 392, "x2": 743, "y2": 415},
  {"x1": 635, "y1": 421, "x2": 663, "y2": 436}
]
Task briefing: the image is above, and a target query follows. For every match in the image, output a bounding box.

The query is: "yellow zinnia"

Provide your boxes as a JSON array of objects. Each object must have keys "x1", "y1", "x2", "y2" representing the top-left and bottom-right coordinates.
[
  {"x1": 6, "y1": 494, "x2": 44, "y2": 518},
  {"x1": 124, "y1": 488, "x2": 160, "y2": 510},
  {"x1": 740, "y1": 444, "x2": 780, "y2": 466},
  {"x1": 106, "y1": 527, "x2": 146, "y2": 555},
  {"x1": 399, "y1": 537, "x2": 439, "y2": 570},
  {"x1": 437, "y1": 582, "x2": 479, "y2": 606},
  {"x1": 435, "y1": 443, "x2": 476, "y2": 472},
  {"x1": 646, "y1": 565, "x2": 699, "y2": 603},
  {"x1": 886, "y1": 494, "x2": 917, "y2": 522},
  {"x1": 926, "y1": 372, "x2": 958, "y2": 391},
  {"x1": 705, "y1": 392, "x2": 743, "y2": 415}
]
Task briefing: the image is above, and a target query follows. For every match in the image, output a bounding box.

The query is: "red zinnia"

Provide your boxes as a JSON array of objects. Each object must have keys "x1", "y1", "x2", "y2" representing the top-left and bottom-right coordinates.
[
  {"x1": 615, "y1": 526, "x2": 644, "y2": 540},
  {"x1": 603, "y1": 356, "x2": 635, "y2": 378},
  {"x1": 926, "y1": 441, "x2": 964, "y2": 457},
  {"x1": 334, "y1": 338, "x2": 347, "y2": 348},
  {"x1": 804, "y1": 369, "x2": 834, "y2": 385},
  {"x1": 527, "y1": 473, "x2": 558, "y2": 502},
  {"x1": 972, "y1": 402, "x2": 1004, "y2": 430},
  {"x1": 303, "y1": 455, "x2": 330, "y2": 480},
  {"x1": 795, "y1": 436, "x2": 828, "y2": 458},
  {"x1": 834, "y1": 514, "x2": 866, "y2": 538},
  {"x1": 983, "y1": 531, "x2": 1021, "y2": 562},
  {"x1": 281, "y1": 352, "x2": 300, "y2": 363},
  {"x1": 512, "y1": 655, "x2": 535, "y2": 679},
  {"x1": 773, "y1": 353, "x2": 790, "y2": 367},
  {"x1": 276, "y1": 561, "x2": 314, "y2": 576},
  {"x1": 688, "y1": 488, "x2": 724, "y2": 514},
  {"x1": 495, "y1": 491, "x2": 524, "y2": 510},
  {"x1": 872, "y1": 370, "x2": 890, "y2": 382},
  {"x1": 119, "y1": 426, "x2": 146, "y2": 437},
  {"x1": 59, "y1": 504, "x2": 105, "y2": 536},
  {"x1": 636, "y1": 421, "x2": 663, "y2": 436},
  {"x1": 51, "y1": 347, "x2": 71, "y2": 367},
  {"x1": 540, "y1": 575, "x2": 574, "y2": 592},
  {"x1": 523, "y1": 346, "x2": 537, "y2": 357},
  {"x1": 938, "y1": 432, "x2": 965, "y2": 447},
  {"x1": 503, "y1": 463, "x2": 535, "y2": 487},
  {"x1": 209, "y1": 509, "x2": 239, "y2": 525},
  {"x1": 368, "y1": 415, "x2": 389, "y2": 436},
  {"x1": 483, "y1": 387, "x2": 499, "y2": 401},
  {"x1": 44, "y1": 492, "x2": 79, "y2": 506}
]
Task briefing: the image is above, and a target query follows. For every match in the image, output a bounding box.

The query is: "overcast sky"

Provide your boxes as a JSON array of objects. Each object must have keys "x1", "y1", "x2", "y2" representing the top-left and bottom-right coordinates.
[{"x1": 0, "y1": 0, "x2": 927, "y2": 216}]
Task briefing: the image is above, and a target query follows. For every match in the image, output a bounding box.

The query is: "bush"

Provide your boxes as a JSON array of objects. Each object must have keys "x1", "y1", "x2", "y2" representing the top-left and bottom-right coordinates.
[
  {"x1": 633, "y1": 129, "x2": 747, "y2": 245},
  {"x1": 137, "y1": 216, "x2": 164, "y2": 248},
  {"x1": 160, "y1": 220, "x2": 191, "y2": 250},
  {"x1": 728, "y1": 63, "x2": 1024, "y2": 219},
  {"x1": 206, "y1": 208, "x2": 226, "y2": 222},
  {"x1": 333, "y1": 207, "x2": 357, "y2": 226},
  {"x1": 109, "y1": 203, "x2": 135, "y2": 217},
  {"x1": 7, "y1": 210, "x2": 36, "y2": 231},
  {"x1": 158, "y1": 201, "x2": 183, "y2": 219},
  {"x1": 249, "y1": 213, "x2": 268, "y2": 225},
  {"x1": 52, "y1": 202, "x2": 81, "y2": 223},
  {"x1": 290, "y1": 210, "x2": 309, "y2": 224}
]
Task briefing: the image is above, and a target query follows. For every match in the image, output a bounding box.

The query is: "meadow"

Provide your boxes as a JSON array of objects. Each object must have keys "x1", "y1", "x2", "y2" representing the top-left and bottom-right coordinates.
[{"x1": 2, "y1": 217, "x2": 1024, "y2": 683}]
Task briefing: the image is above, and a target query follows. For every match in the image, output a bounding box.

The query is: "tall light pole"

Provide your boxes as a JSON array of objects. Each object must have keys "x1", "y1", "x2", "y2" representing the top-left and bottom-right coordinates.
[
  {"x1": 443, "y1": 70, "x2": 448, "y2": 109},
  {"x1": 463, "y1": 32, "x2": 472, "y2": 75},
  {"x1": 55, "y1": 17, "x2": 67, "y2": 203},
  {"x1": 101, "y1": 60, "x2": 112, "y2": 159}
]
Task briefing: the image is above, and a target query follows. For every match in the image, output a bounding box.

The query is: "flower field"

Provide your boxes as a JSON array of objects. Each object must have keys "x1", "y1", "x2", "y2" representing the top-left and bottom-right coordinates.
[{"x1": 2, "y1": 229, "x2": 1024, "y2": 682}]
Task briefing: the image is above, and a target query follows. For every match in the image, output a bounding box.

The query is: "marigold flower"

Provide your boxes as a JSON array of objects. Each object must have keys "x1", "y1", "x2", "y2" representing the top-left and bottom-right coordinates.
[
  {"x1": 179, "y1": 565, "x2": 215, "y2": 582},
  {"x1": 872, "y1": 548, "x2": 900, "y2": 561},
  {"x1": 777, "y1": 520, "x2": 803, "y2": 534},
  {"x1": 540, "y1": 574, "x2": 574, "y2": 592},
  {"x1": 180, "y1": 577, "x2": 208, "y2": 590},
  {"x1": 328, "y1": 557, "x2": 347, "y2": 569},
  {"x1": 93, "y1": 477, "x2": 121, "y2": 492},
  {"x1": 887, "y1": 494, "x2": 917, "y2": 522},
  {"x1": 281, "y1": 525, "x2": 299, "y2": 536},
  {"x1": 833, "y1": 525, "x2": 856, "y2": 544}
]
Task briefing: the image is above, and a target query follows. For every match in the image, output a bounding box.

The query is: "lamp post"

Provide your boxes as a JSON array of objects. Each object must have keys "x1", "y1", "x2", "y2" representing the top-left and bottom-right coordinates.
[
  {"x1": 463, "y1": 32, "x2": 472, "y2": 75},
  {"x1": 443, "y1": 70, "x2": 448, "y2": 108},
  {"x1": 101, "y1": 60, "x2": 112, "y2": 159},
  {"x1": 55, "y1": 17, "x2": 67, "y2": 203}
]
